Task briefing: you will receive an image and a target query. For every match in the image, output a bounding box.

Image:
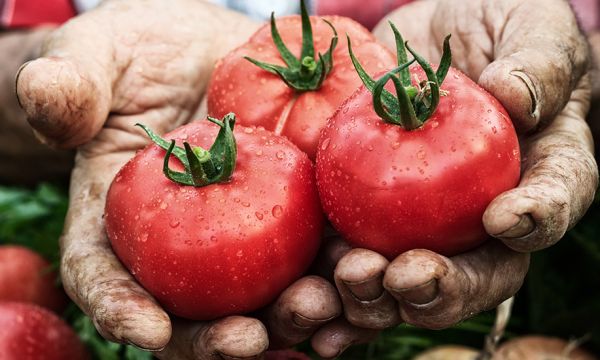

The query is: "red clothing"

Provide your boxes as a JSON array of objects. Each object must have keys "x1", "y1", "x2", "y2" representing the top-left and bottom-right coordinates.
[{"x1": 1, "y1": 0, "x2": 75, "y2": 28}]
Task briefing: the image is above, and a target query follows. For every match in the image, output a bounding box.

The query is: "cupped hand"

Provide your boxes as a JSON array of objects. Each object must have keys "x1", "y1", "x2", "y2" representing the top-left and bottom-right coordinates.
[
  {"x1": 15, "y1": 0, "x2": 346, "y2": 357},
  {"x1": 374, "y1": 0, "x2": 598, "y2": 252},
  {"x1": 331, "y1": 0, "x2": 597, "y2": 334}
]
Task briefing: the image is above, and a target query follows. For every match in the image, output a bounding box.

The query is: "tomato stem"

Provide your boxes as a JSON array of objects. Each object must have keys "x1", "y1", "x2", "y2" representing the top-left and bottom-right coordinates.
[
  {"x1": 244, "y1": 0, "x2": 338, "y2": 92},
  {"x1": 136, "y1": 113, "x2": 237, "y2": 187},
  {"x1": 349, "y1": 23, "x2": 452, "y2": 130}
]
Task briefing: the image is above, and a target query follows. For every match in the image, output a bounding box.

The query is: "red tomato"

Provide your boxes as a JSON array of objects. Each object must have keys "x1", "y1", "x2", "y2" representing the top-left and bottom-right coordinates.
[
  {"x1": 207, "y1": 15, "x2": 395, "y2": 159},
  {"x1": 0, "y1": 302, "x2": 88, "y2": 360},
  {"x1": 316, "y1": 66, "x2": 520, "y2": 258},
  {"x1": 105, "y1": 120, "x2": 323, "y2": 320},
  {"x1": 0, "y1": 245, "x2": 67, "y2": 313}
]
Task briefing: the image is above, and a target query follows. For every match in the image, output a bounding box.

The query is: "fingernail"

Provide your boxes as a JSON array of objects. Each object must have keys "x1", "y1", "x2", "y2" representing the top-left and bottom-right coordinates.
[
  {"x1": 495, "y1": 214, "x2": 535, "y2": 239},
  {"x1": 391, "y1": 278, "x2": 439, "y2": 306},
  {"x1": 32, "y1": 128, "x2": 59, "y2": 148},
  {"x1": 14, "y1": 60, "x2": 33, "y2": 110},
  {"x1": 343, "y1": 274, "x2": 384, "y2": 302},
  {"x1": 292, "y1": 312, "x2": 335, "y2": 329},
  {"x1": 510, "y1": 70, "x2": 539, "y2": 121}
]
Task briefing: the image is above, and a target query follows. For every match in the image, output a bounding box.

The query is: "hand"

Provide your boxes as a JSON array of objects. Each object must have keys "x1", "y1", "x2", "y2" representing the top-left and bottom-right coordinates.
[
  {"x1": 331, "y1": 0, "x2": 597, "y2": 333},
  {"x1": 14, "y1": 1, "x2": 347, "y2": 358}
]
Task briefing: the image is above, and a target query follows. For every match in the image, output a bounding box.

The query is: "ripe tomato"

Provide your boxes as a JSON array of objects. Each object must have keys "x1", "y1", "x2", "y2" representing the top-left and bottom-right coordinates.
[
  {"x1": 207, "y1": 2, "x2": 395, "y2": 159},
  {"x1": 316, "y1": 31, "x2": 520, "y2": 258},
  {"x1": 0, "y1": 302, "x2": 88, "y2": 360},
  {"x1": 0, "y1": 245, "x2": 67, "y2": 313},
  {"x1": 105, "y1": 116, "x2": 323, "y2": 320}
]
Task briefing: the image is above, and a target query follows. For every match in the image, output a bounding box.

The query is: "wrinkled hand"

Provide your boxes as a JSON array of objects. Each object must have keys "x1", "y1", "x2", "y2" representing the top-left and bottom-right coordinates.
[
  {"x1": 332, "y1": 0, "x2": 598, "y2": 333},
  {"x1": 14, "y1": 0, "x2": 350, "y2": 358}
]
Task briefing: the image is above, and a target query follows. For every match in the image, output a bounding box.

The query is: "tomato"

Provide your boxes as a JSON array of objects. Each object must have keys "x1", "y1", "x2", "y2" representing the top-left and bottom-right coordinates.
[
  {"x1": 316, "y1": 30, "x2": 520, "y2": 258},
  {"x1": 105, "y1": 116, "x2": 323, "y2": 320},
  {"x1": 0, "y1": 245, "x2": 67, "y2": 313},
  {"x1": 207, "y1": 1, "x2": 395, "y2": 159},
  {"x1": 0, "y1": 302, "x2": 88, "y2": 360}
]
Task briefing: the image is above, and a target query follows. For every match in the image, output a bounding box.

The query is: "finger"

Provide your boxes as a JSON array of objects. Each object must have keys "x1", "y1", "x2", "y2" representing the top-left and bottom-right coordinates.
[
  {"x1": 15, "y1": 10, "x2": 115, "y2": 148},
  {"x1": 477, "y1": 0, "x2": 589, "y2": 132},
  {"x1": 383, "y1": 241, "x2": 529, "y2": 329},
  {"x1": 334, "y1": 249, "x2": 401, "y2": 329},
  {"x1": 61, "y1": 152, "x2": 171, "y2": 350},
  {"x1": 311, "y1": 230, "x2": 352, "y2": 282},
  {"x1": 483, "y1": 76, "x2": 598, "y2": 252},
  {"x1": 157, "y1": 316, "x2": 269, "y2": 360},
  {"x1": 264, "y1": 276, "x2": 342, "y2": 349},
  {"x1": 372, "y1": 0, "x2": 437, "y2": 60},
  {"x1": 311, "y1": 318, "x2": 379, "y2": 359}
]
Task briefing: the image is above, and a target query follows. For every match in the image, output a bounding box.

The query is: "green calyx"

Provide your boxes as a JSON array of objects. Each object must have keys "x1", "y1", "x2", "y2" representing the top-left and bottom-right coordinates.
[
  {"x1": 349, "y1": 22, "x2": 452, "y2": 130},
  {"x1": 136, "y1": 113, "x2": 237, "y2": 187},
  {"x1": 244, "y1": 0, "x2": 338, "y2": 92}
]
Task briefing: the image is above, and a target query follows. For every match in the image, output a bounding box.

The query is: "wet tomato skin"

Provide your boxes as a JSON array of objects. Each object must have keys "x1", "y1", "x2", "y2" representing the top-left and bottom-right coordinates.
[
  {"x1": 0, "y1": 302, "x2": 88, "y2": 360},
  {"x1": 207, "y1": 15, "x2": 396, "y2": 159},
  {"x1": 105, "y1": 122, "x2": 323, "y2": 320},
  {"x1": 316, "y1": 66, "x2": 520, "y2": 259}
]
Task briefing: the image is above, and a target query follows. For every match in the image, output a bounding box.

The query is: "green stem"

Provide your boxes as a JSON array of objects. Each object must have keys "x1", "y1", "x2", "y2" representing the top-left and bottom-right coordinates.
[
  {"x1": 244, "y1": 0, "x2": 338, "y2": 92},
  {"x1": 348, "y1": 23, "x2": 452, "y2": 130},
  {"x1": 136, "y1": 113, "x2": 237, "y2": 187}
]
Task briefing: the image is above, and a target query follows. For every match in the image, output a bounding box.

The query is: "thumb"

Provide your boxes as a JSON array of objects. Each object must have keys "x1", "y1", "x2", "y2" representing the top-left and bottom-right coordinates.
[
  {"x1": 477, "y1": 0, "x2": 588, "y2": 133},
  {"x1": 15, "y1": 13, "x2": 115, "y2": 148}
]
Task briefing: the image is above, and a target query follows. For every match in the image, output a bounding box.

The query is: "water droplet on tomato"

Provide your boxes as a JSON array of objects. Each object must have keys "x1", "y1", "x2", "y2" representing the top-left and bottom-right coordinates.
[
  {"x1": 417, "y1": 150, "x2": 426, "y2": 159},
  {"x1": 255, "y1": 149, "x2": 263, "y2": 156},
  {"x1": 276, "y1": 151, "x2": 285, "y2": 160},
  {"x1": 139, "y1": 233, "x2": 148, "y2": 243},
  {"x1": 255, "y1": 212, "x2": 264, "y2": 220},
  {"x1": 391, "y1": 141, "x2": 401, "y2": 149},
  {"x1": 321, "y1": 138, "x2": 331, "y2": 150},
  {"x1": 244, "y1": 127, "x2": 254, "y2": 134},
  {"x1": 272, "y1": 205, "x2": 283, "y2": 218},
  {"x1": 160, "y1": 202, "x2": 168, "y2": 210},
  {"x1": 241, "y1": 201, "x2": 251, "y2": 207},
  {"x1": 169, "y1": 220, "x2": 180, "y2": 228},
  {"x1": 236, "y1": 250, "x2": 243, "y2": 257}
]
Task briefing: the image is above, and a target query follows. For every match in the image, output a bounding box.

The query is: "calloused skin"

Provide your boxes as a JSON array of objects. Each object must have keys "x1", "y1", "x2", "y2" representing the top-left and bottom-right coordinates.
[
  {"x1": 331, "y1": 0, "x2": 598, "y2": 333},
  {"x1": 10, "y1": 0, "x2": 599, "y2": 358}
]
